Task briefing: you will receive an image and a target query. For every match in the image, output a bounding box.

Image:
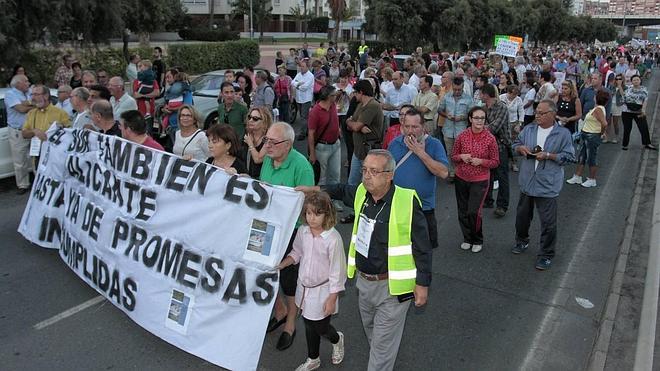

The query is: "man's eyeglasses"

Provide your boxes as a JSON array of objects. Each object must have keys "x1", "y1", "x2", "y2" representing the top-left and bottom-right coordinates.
[
  {"x1": 264, "y1": 138, "x2": 288, "y2": 146},
  {"x1": 535, "y1": 110, "x2": 552, "y2": 116},
  {"x1": 361, "y1": 167, "x2": 392, "y2": 176},
  {"x1": 248, "y1": 115, "x2": 263, "y2": 121}
]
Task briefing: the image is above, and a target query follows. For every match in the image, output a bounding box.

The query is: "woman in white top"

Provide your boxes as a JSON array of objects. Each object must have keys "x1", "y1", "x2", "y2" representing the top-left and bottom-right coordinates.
[
  {"x1": 172, "y1": 105, "x2": 210, "y2": 161},
  {"x1": 500, "y1": 85, "x2": 524, "y2": 172}
]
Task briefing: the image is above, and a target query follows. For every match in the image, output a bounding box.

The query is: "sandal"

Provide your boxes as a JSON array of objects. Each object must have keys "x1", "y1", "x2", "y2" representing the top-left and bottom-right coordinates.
[{"x1": 340, "y1": 214, "x2": 355, "y2": 224}]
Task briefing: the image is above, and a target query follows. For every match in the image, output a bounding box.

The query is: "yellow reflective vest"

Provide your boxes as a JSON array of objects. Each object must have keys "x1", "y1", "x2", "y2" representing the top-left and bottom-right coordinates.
[
  {"x1": 358, "y1": 44, "x2": 368, "y2": 56},
  {"x1": 347, "y1": 184, "x2": 418, "y2": 295}
]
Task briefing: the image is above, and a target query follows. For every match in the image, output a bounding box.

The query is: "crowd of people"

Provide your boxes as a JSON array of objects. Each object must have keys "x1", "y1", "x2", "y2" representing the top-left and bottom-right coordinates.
[{"x1": 4, "y1": 39, "x2": 660, "y2": 371}]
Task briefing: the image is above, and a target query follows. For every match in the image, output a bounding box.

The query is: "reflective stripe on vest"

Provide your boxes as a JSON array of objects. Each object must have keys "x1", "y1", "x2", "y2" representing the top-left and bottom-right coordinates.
[
  {"x1": 347, "y1": 184, "x2": 418, "y2": 295},
  {"x1": 358, "y1": 45, "x2": 367, "y2": 56}
]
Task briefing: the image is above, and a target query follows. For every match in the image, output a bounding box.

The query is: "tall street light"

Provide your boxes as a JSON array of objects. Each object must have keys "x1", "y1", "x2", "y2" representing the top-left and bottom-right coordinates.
[{"x1": 250, "y1": 0, "x2": 254, "y2": 39}]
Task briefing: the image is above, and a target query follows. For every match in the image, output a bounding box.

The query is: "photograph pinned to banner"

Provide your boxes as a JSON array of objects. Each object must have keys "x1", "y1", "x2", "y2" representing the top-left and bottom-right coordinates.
[
  {"x1": 165, "y1": 289, "x2": 194, "y2": 335},
  {"x1": 244, "y1": 219, "x2": 280, "y2": 265},
  {"x1": 29, "y1": 137, "x2": 42, "y2": 157}
]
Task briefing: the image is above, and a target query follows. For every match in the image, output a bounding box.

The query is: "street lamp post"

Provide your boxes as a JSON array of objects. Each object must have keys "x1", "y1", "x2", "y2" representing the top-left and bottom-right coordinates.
[{"x1": 249, "y1": 0, "x2": 254, "y2": 39}]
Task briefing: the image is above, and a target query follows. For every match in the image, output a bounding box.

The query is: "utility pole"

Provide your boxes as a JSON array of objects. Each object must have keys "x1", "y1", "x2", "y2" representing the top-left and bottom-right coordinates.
[{"x1": 249, "y1": 0, "x2": 254, "y2": 39}]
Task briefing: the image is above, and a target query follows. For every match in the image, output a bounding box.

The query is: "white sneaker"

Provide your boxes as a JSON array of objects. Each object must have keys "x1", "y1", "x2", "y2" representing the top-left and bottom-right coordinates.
[
  {"x1": 295, "y1": 357, "x2": 321, "y2": 371},
  {"x1": 331, "y1": 331, "x2": 345, "y2": 364},
  {"x1": 460, "y1": 242, "x2": 472, "y2": 250},
  {"x1": 581, "y1": 178, "x2": 597, "y2": 188},
  {"x1": 611, "y1": 139, "x2": 618, "y2": 144},
  {"x1": 471, "y1": 244, "x2": 483, "y2": 253},
  {"x1": 493, "y1": 180, "x2": 499, "y2": 190},
  {"x1": 566, "y1": 175, "x2": 583, "y2": 184}
]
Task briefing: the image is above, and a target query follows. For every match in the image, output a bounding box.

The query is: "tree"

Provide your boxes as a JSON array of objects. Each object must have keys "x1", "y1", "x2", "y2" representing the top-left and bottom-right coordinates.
[
  {"x1": 327, "y1": 0, "x2": 346, "y2": 43},
  {"x1": 231, "y1": 0, "x2": 273, "y2": 37}
]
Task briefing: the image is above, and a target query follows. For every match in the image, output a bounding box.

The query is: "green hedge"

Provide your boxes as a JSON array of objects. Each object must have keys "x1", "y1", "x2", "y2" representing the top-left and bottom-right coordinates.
[
  {"x1": 178, "y1": 28, "x2": 240, "y2": 41},
  {"x1": 168, "y1": 40, "x2": 260, "y2": 73},
  {"x1": 9, "y1": 41, "x2": 260, "y2": 86}
]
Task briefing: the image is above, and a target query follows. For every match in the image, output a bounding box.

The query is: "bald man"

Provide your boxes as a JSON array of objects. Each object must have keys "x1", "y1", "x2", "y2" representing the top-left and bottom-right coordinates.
[{"x1": 108, "y1": 76, "x2": 137, "y2": 121}]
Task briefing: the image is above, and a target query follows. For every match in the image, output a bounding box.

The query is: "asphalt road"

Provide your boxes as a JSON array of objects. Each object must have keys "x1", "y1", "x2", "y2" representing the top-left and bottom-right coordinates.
[{"x1": 1, "y1": 73, "x2": 659, "y2": 371}]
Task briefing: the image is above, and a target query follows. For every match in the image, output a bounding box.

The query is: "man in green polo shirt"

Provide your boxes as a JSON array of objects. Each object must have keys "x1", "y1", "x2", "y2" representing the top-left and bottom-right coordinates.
[
  {"x1": 260, "y1": 121, "x2": 314, "y2": 351},
  {"x1": 217, "y1": 81, "x2": 248, "y2": 136}
]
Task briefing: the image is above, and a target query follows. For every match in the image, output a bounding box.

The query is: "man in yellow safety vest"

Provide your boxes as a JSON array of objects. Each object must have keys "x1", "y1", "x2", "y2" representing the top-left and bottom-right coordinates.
[{"x1": 296, "y1": 149, "x2": 432, "y2": 371}]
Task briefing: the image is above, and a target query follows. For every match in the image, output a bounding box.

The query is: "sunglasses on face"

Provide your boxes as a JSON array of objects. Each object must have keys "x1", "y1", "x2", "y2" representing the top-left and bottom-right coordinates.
[{"x1": 248, "y1": 115, "x2": 263, "y2": 122}]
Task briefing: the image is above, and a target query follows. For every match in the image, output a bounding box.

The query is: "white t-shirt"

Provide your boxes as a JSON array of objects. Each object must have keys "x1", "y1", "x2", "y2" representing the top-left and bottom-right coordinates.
[
  {"x1": 535, "y1": 125, "x2": 553, "y2": 170},
  {"x1": 524, "y1": 88, "x2": 536, "y2": 116},
  {"x1": 173, "y1": 129, "x2": 210, "y2": 161}
]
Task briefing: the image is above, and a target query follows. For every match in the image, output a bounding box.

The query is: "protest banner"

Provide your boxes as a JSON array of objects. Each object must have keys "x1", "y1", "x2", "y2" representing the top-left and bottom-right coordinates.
[
  {"x1": 495, "y1": 39, "x2": 520, "y2": 58},
  {"x1": 493, "y1": 34, "x2": 523, "y2": 47},
  {"x1": 19, "y1": 127, "x2": 304, "y2": 370}
]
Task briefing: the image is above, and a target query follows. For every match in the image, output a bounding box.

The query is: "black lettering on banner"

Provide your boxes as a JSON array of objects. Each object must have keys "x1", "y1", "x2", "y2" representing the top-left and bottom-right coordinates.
[
  {"x1": 176, "y1": 250, "x2": 201, "y2": 289},
  {"x1": 39, "y1": 216, "x2": 61, "y2": 243},
  {"x1": 222, "y1": 268, "x2": 247, "y2": 304},
  {"x1": 154, "y1": 153, "x2": 171, "y2": 186},
  {"x1": 186, "y1": 164, "x2": 217, "y2": 195},
  {"x1": 142, "y1": 235, "x2": 162, "y2": 268},
  {"x1": 91, "y1": 255, "x2": 99, "y2": 285},
  {"x1": 67, "y1": 129, "x2": 90, "y2": 153},
  {"x1": 201, "y1": 258, "x2": 224, "y2": 293},
  {"x1": 166, "y1": 158, "x2": 195, "y2": 192},
  {"x1": 112, "y1": 139, "x2": 132, "y2": 173},
  {"x1": 224, "y1": 175, "x2": 247, "y2": 204},
  {"x1": 123, "y1": 278, "x2": 137, "y2": 311},
  {"x1": 124, "y1": 224, "x2": 148, "y2": 261},
  {"x1": 53, "y1": 187, "x2": 65, "y2": 208},
  {"x1": 123, "y1": 181, "x2": 140, "y2": 214},
  {"x1": 111, "y1": 219, "x2": 128, "y2": 249},
  {"x1": 135, "y1": 189, "x2": 157, "y2": 221},
  {"x1": 66, "y1": 190, "x2": 80, "y2": 224},
  {"x1": 131, "y1": 146, "x2": 152, "y2": 180},
  {"x1": 81, "y1": 202, "x2": 104, "y2": 241},
  {"x1": 48, "y1": 127, "x2": 66, "y2": 145},
  {"x1": 109, "y1": 270, "x2": 122, "y2": 304},
  {"x1": 97, "y1": 259, "x2": 110, "y2": 291},
  {"x1": 247, "y1": 181, "x2": 269, "y2": 210},
  {"x1": 253, "y1": 272, "x2": 278, "y2": 305},
  {"x1": 83, "y1": 248, "x2": 92, "y2": 280},
  {"x1": 75, "y1": 242, "x2": 85, "y2": 269},
  {"x1": 157, "y1": 240, "x2": 183, "y2": 278}
]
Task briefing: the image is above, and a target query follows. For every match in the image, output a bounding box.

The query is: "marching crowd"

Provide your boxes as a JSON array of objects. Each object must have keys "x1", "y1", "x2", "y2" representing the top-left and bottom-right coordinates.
[{"x1": 4, "y1": 39, "x2": 660, "y2": 371}]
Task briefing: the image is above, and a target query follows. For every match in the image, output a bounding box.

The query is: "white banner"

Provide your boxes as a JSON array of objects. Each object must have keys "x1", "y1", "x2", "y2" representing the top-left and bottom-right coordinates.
[
  {"x1": 19, "y1": 128, "x2": 304, "y2": 370},
  {"x1": 495, "y1": 39, "x2": 520, "y2": 58}
]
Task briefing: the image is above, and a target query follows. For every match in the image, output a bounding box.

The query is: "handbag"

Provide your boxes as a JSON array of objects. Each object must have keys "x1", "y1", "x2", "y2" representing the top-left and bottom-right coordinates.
[{"x1": 625, "y1": 102, "x2": 643, "y2": 112}]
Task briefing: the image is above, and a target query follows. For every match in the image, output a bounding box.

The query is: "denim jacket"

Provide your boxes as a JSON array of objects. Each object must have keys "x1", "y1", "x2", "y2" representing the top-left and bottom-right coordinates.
[
  {"x1": 165, "y1": 81, "x2": 191, "y2": 101},
  {"x1": 512, "y1": 122, "x2": 575, "y2": 198},
  {"x1": 438, "y1": 93, "x2": 474, "y2": 139}
]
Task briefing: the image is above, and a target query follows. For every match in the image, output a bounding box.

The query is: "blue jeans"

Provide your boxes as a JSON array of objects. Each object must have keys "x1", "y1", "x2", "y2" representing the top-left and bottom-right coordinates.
[
  {"x1": 577, "y1": 132, "x2": 602, "y2": 167},
  {"x1": 315, "y1": 141, "x2": 341, "y2": 185},
  {"x1": 348, "y1": 154, "x2": 363, "y2": 185}
]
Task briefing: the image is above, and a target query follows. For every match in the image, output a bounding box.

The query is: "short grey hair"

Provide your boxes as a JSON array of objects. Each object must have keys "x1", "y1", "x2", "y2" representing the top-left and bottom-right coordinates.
[
  {"x1": 32, "y1": 84, "x2": 49, "y2": 96},
  {"x1": 58, "y1": 84, "x2": 72, "y2": 93},
  {"x1": 82, "y1": 70, "x2": 97, "y2": 80},
  {"x1": 271, "y1": 121, "x2": 295, "y2": 143},
  {"x1": 538, "y1": 99, "x2": 557, "y2": 112},
  {"x1": 10, "y1": 74, "x2": 28, "y2": 88},
  {"x1": 428, "y1": 63, "x2": 438, "y2": 74},
  {"x1": 255, "y1": 70, "x2": 268, "y2": 81},
  {"x1": 72, "y1": 87, "x2": 90, "y2": 101},
  {"x1": 367, "y1": 149, "x2": 396, "y2": 172}
]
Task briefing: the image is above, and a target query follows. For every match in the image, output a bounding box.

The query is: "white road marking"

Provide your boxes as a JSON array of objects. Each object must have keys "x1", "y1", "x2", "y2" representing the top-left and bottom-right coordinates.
[{"x1": 33, "y1": 296, "x2": 104, "y2": 330}]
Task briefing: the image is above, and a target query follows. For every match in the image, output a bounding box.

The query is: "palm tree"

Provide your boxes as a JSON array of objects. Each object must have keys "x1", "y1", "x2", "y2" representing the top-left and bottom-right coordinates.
[{"x1": 327, "y1": 0, "x2": 346, "y2": 43}]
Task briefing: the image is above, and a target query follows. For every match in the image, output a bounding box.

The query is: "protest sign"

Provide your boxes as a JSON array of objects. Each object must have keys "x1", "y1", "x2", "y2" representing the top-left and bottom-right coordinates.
[
  {"x1": 495, "y1": 39, "x2": 520, "y2": 58},
  {"x1": 19, "y1": 128, "x2": 304, "y2": 370}
]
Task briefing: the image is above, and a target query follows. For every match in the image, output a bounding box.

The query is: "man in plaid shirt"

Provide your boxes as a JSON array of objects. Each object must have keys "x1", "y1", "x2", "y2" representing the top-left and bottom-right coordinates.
[{"x1": 482, "y1": 83, "x2": 511, "y2": 217}]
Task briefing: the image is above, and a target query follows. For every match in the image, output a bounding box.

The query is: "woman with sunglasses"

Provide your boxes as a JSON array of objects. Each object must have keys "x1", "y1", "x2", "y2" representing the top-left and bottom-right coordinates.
[
  {"x1": 206, "y1": 124, "x2": 247, "y2": 175},
  {"x1": 243, "y1": 107, "x2": 273, "y2": 179},
  {"x1": 451, "y1": 106, "x2": 500, "y2": 253},
  {"x1": 173, "y1": 105, "x2": 209, "y2": 161}
]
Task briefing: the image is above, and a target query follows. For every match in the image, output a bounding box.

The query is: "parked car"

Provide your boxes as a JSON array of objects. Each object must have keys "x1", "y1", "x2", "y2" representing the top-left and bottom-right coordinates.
[
  {"x1": 0, "y1": 88, "x2": 57, "y2": 179},
  {"x1": 157, "y1": 68, "x2": 279, "y2": 130}
]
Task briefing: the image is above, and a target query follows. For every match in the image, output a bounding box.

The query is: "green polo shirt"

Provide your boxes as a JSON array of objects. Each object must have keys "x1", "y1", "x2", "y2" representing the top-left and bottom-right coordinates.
[
  {"x1": 261, "y1": 148, "x2": 314, "y2": 227},
  {"x1": 217, "y1": 101, "x2": 248, "y2": 137},
  {"x1": 260, "y1": 148, "x2": 315, "y2": 188}
]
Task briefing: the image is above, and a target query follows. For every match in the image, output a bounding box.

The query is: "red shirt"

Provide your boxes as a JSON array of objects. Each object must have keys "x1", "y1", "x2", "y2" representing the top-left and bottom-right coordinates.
[
  {"x1": 451, "y1": 128, "x2": 500, "y2": 182},
  {"x1": 308, "y1": 102, "x2": 340, "y2": 143},
  {"x1": 132, "y1": 80, "x2": 160, "y2": 116},
  {"x1": 142, "y1": 136, "x2": 164, "y2": 151}
]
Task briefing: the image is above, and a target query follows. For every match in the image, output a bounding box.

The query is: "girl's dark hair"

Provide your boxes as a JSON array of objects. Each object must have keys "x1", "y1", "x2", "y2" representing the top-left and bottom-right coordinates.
[
  {"x1": 302, "y1": 191, "x2": 336, "y2": 230},
  {"x1": 467, "y1": 106, "x2": 486, "y2": 122},
  {"x1": 207, "y1": 124, "x2": 241, "y2": 157}
]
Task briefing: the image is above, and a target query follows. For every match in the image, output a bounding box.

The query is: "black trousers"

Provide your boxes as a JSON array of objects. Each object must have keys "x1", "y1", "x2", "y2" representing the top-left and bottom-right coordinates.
[
  {"x1": 485, "y1": 146, "x2": 510, "y2": 210},
  {"x1": 454, "y1": 177, "x2": 489, "y2": 245},
  {"x1": 339, "y1": 115, "x2": 353, "y2": 174},
  {"x1": 515, "y1": 193, "x2": 557, "y2": 259},
  {"x1": 423, "y1": 209, "x2": 438, "y2": 249},
  {"x1": 621, "y1": 112, "x2": 652, "y2": 147},
  {"x1": 304, "y1": 316, "x2": 339, "y2": 359}
]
